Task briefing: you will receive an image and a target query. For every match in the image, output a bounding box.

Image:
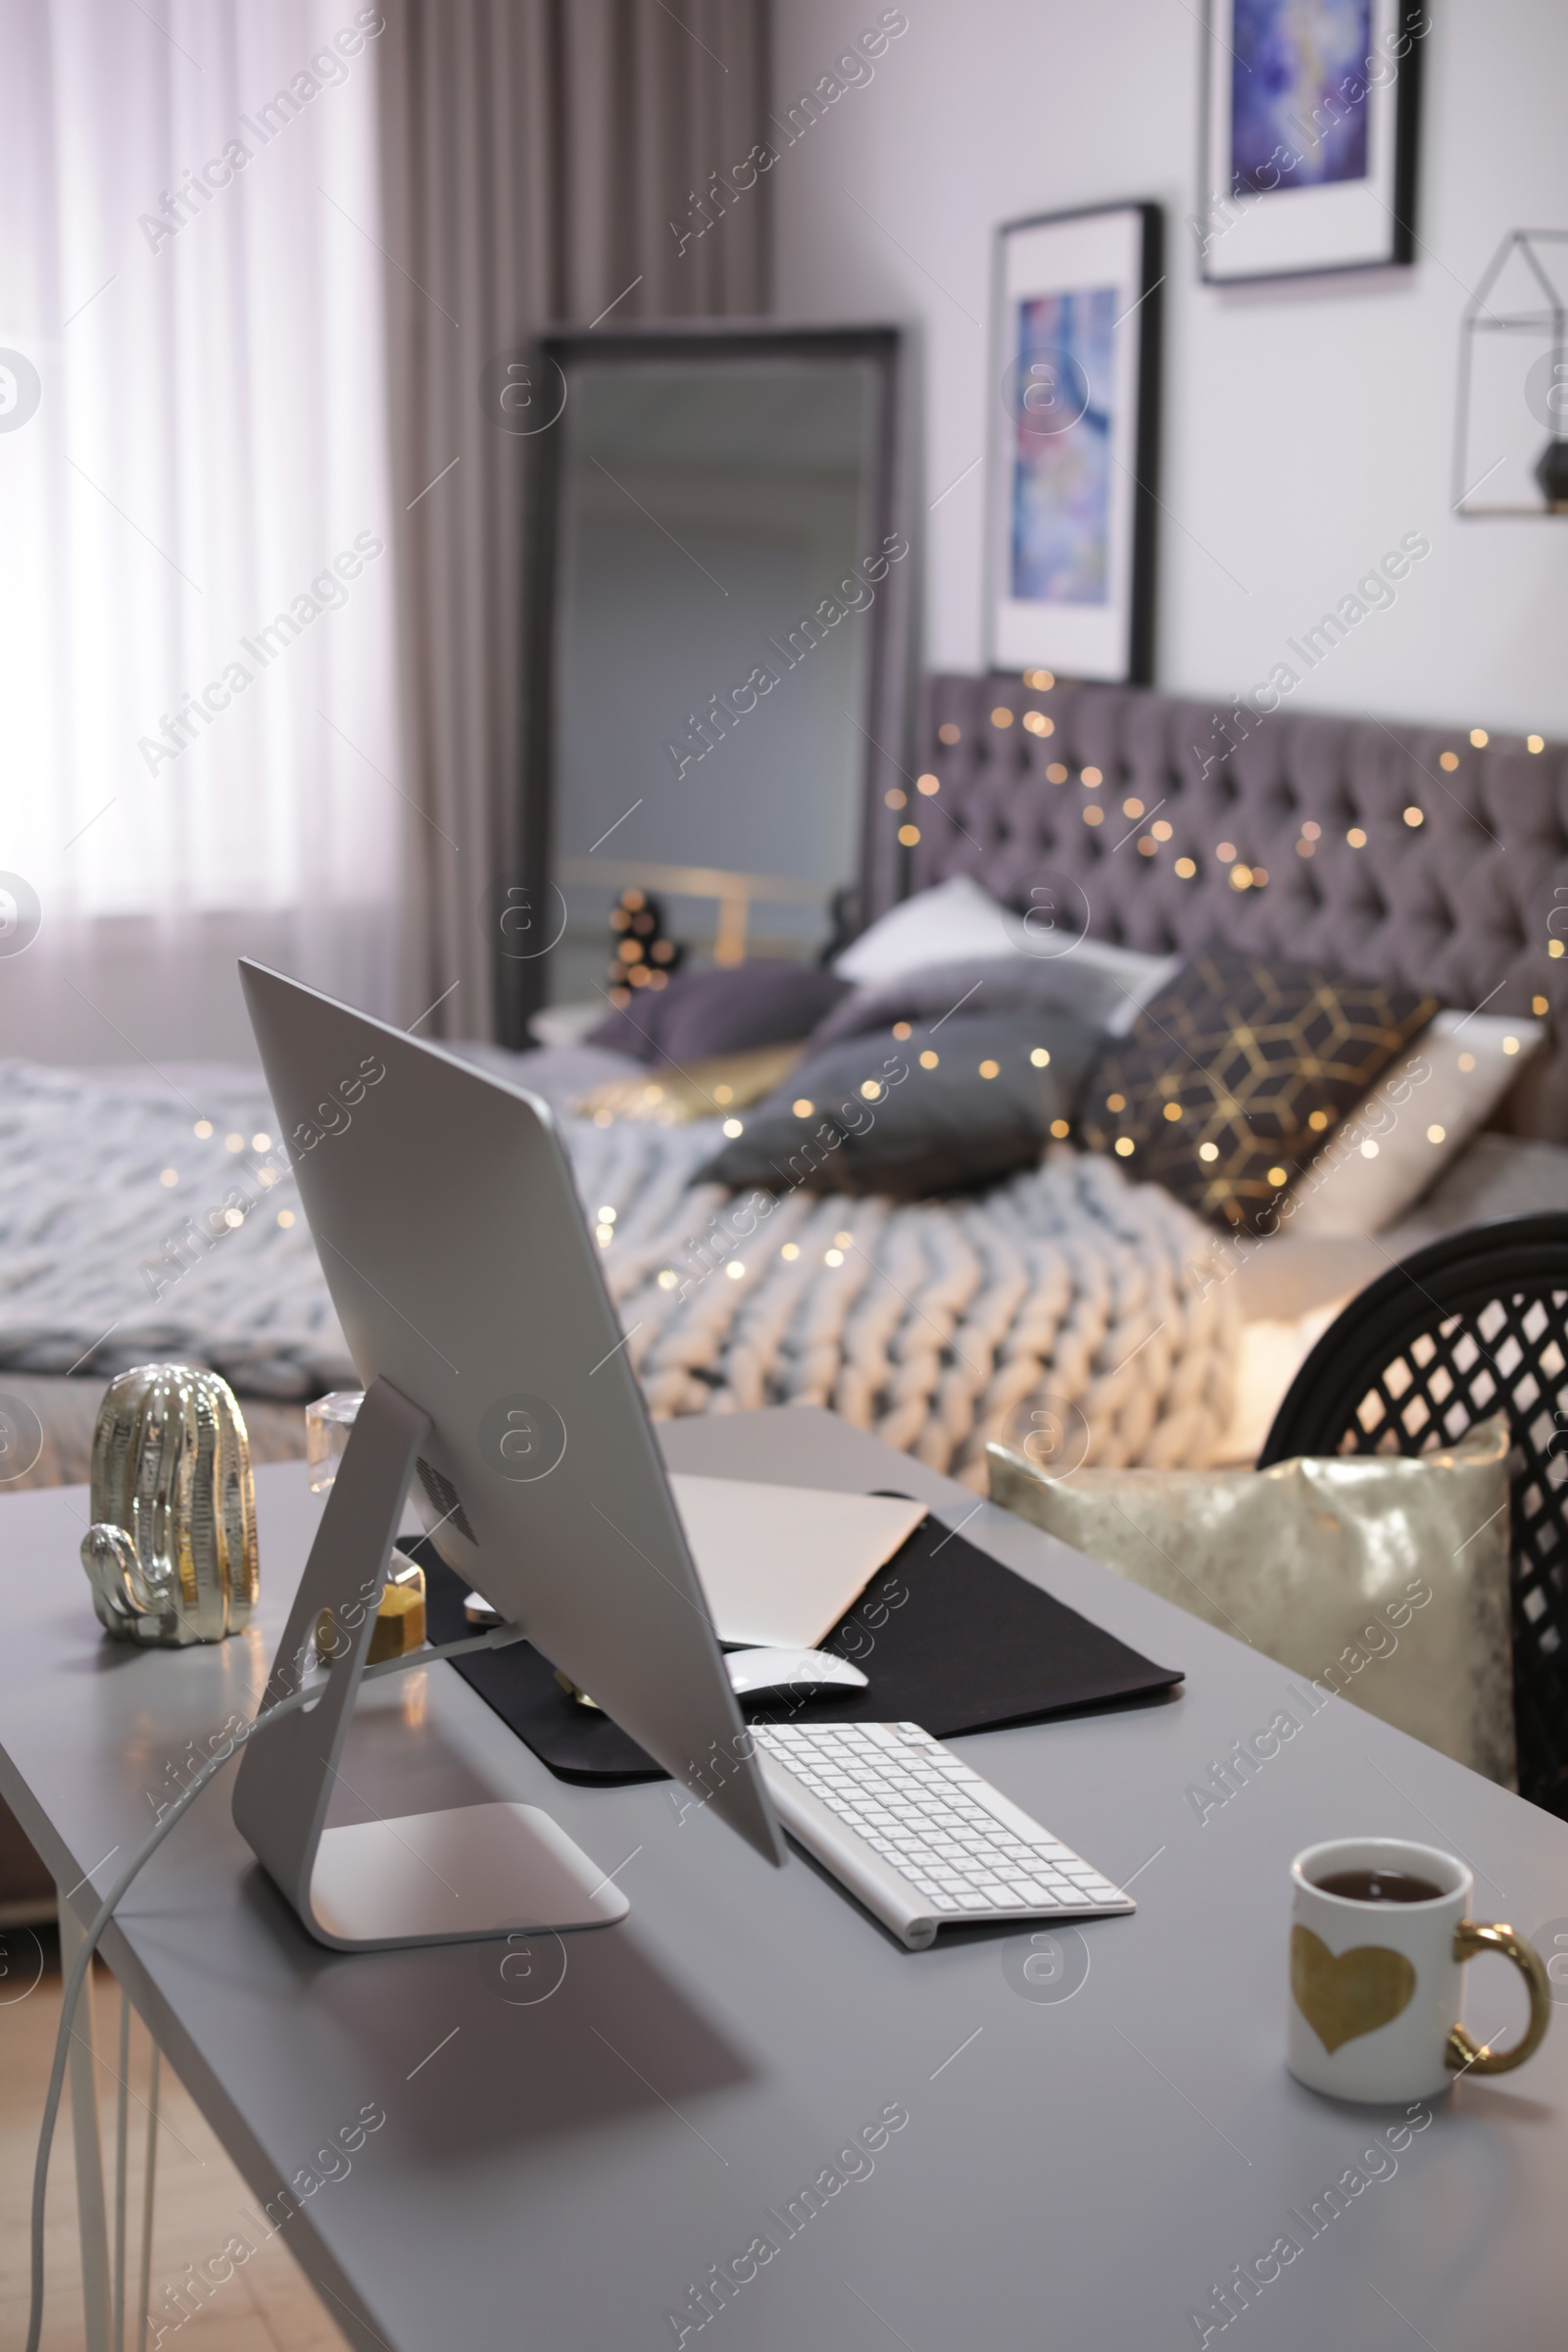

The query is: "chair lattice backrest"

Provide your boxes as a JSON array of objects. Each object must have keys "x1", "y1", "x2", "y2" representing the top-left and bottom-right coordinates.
[{"x1": 1259, "y1": 1214, "x2": 1568, "y2": 1818}]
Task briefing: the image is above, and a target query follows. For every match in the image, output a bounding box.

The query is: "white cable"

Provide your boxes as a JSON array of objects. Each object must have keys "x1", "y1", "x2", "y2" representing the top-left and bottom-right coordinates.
[{"x1": 24, "y1": 1620, "x2": 525, "y2": 2352}]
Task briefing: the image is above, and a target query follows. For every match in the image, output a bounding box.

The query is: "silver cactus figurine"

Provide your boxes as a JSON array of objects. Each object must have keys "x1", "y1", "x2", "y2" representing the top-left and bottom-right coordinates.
[{"x1": 80, "y1": 1364, "x2": 259, "y2": 1644}]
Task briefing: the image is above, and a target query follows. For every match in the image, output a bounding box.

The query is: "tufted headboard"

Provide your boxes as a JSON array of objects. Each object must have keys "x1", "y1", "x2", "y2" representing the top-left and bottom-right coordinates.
[{"x1": 909, "y1": 673, "x2": 1568, "y2": 1142}]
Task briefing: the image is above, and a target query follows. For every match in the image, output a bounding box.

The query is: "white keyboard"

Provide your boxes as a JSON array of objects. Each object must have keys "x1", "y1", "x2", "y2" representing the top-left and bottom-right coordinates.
[{"x1": 752, "y1": 1720, "x2": 1134, "y2": 1951}]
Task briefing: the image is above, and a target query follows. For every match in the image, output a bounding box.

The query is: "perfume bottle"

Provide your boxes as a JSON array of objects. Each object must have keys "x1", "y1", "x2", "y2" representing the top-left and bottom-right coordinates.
[{"x1": 305, "y1": 1388, "x2": 365, "y2": 1493}]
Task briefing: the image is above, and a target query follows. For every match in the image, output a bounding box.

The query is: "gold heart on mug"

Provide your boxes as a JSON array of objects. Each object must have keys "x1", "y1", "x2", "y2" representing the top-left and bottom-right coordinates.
[{"x1": 1291, "y1": 1925, "x2": 1416, "y2": 2054}]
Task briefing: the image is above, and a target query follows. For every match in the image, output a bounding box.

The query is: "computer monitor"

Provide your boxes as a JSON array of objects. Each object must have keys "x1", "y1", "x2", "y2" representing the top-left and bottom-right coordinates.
[{"x1": 232, "y1": 960, "x2": 785, "y2": 1951}]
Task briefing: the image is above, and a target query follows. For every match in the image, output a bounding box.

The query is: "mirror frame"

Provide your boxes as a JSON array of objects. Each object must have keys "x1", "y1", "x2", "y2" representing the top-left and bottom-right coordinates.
[{"x1": 501, "y1": 319, "x2": 912, "y2": 1047}]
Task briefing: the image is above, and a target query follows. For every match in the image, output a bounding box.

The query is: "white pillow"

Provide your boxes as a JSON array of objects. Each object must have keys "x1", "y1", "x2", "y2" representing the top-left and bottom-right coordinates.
[
  {"x1": 833, "y1": 875, "x2": 1015, "y2": 984},
  {"x1": 1070, "y1": 937, "x2": 1183, "y2": 1034},
  {"x1": 1286, "y1": 1010, "x2": 1545, "y2": 1239},
  {"x1": 835, "y1": 876, "x2": 1179, "y2": 1030}
]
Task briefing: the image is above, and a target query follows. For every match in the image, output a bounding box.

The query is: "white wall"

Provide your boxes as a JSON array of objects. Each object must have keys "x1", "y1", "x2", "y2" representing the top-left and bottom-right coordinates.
[{"x1": 771, "y1": 0, "x2": 1568, "y2": 738}]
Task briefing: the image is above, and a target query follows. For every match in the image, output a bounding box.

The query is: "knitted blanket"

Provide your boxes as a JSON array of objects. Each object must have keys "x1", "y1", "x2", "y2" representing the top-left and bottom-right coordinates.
[{"x1": 0, "y1": 1061, "x2": 1238, "y2": 1487}]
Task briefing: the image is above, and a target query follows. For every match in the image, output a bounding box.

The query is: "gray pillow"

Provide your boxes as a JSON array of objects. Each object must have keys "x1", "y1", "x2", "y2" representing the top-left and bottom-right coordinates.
[
  {"x1": 806, "y1": 950, "x2": 1165, "y2": 1054},
  {"x1": 696, "y1": 1010, "x2": 1103, "y2": 1200},
  {"x1": 587, "y1": 960, "x2": 850, "y2": 1067}
]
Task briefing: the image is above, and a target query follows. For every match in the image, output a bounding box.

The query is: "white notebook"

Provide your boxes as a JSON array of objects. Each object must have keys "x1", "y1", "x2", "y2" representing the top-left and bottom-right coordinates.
[{"x1": 668, "y1": 1474, "x2": 927, "y2": 1650}]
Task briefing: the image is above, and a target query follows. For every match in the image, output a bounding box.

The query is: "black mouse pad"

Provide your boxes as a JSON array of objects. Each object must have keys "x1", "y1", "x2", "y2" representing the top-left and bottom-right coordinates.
[{"x1": 413, "y1": 1506, "x2": 1182, "y2": 1785}]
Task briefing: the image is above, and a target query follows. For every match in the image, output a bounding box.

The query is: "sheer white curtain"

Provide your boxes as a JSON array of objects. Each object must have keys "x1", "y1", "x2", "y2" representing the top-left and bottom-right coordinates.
[{"x1": 0, "y1": 0, "x2": 402, "y2": 1062}]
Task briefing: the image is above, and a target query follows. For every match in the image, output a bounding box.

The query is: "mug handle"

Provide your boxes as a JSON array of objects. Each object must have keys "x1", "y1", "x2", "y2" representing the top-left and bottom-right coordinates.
[{"x1": 1445, "y1": 1921, "x2": 1552, "y2": 2076}]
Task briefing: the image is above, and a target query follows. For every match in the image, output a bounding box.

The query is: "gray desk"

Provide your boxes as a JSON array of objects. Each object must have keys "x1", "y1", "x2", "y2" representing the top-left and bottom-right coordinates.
[{"x1": 3, "y1": 1408, "x2": 1565, "y2": 2351}]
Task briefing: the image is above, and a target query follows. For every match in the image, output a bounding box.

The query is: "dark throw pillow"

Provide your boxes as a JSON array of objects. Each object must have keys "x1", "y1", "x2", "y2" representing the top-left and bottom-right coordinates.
[
  {"x1": 695, "y1": 1010, "x2": 1104, "y2": 1200},
  {"x1": 585, "y1": 960, "x2": 850, "y2": 1068},
  {"x1": 1078, "y1": 948, "x2": 1438, "y2": 1235}
]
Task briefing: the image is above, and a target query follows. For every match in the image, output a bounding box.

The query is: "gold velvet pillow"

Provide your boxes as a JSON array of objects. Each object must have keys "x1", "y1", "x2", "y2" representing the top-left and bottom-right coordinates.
[
  {"x1": 987, "y1": 1417, "x2": 1513, "y2": 1785},
  {"x1": 571, "y1": 1042, "x2": 802, "y2": 1127},
  {"x1": 1077, "y1": 949, "x2": 1437, "y2": 1235}
]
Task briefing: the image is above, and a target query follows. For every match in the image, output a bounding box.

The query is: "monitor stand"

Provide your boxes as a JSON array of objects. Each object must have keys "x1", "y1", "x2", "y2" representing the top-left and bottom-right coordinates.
[{"x1": 232, "y1": 1375, "x2": 630, "y2": 1950}]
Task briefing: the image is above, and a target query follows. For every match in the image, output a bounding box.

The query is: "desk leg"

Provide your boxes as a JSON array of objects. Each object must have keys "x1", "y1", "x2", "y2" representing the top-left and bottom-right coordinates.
[
  {"x1": 135, "y1": 2042, "x2": 160, "y2": 2352},
  {"x1": 58, "y1": 1893, "x2": 112, "y2": 2352},
  {"x1": 113, "y1": 1986, "x2": 130, "y2": 2352}
]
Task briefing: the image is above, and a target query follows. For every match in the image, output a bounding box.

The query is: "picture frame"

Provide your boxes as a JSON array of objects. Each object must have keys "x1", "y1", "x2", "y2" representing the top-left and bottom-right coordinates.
[
  {"x1": 1197, "y1": 0, "x2": 1426, "y2": 285},
  {"x1": 985, "y1": 201, "x2": 1162, "y2": 687}
]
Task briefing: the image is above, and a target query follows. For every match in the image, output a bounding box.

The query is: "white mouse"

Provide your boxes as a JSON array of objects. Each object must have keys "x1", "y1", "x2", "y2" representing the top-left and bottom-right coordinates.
[{"x1": 724, "y1": 1647, "x2": 870, "y2": 1700}]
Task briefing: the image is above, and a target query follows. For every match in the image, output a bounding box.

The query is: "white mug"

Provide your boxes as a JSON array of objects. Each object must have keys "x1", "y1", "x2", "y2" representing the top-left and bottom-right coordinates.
[{"x1": 1288, "y1": 1838, "x2": 1550, "y2": 2104}]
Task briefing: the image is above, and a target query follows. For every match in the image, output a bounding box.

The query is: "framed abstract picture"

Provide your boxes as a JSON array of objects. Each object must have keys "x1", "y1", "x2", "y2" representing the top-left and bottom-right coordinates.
[
  {"x1": 1197, "y1": 0, "x2": 1426, "y2": 284},
  {"x1": 986, "y1": 202, "x2": 1162, "y2": 686}
]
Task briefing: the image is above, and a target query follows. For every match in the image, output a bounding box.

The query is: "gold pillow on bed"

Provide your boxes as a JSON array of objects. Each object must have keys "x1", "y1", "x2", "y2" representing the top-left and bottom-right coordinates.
[
  {"x1": 987, "y1": 1417, "x2": 1513, "y2": 1786},
  {"x1": 571, "y1": 1041, "x2": 802, "y2": 1126}
]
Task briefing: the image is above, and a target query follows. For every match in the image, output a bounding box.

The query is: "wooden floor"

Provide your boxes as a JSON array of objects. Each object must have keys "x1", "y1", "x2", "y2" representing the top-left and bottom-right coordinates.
[{"x1": 0, "y1": 1946, "x2": 353, "y2": 2351}]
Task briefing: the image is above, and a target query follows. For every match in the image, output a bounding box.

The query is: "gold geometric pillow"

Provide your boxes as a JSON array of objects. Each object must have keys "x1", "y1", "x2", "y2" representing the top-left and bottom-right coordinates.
[{"x1": 1078, "y1": 949, "x2": 1437, "y2": 1234}]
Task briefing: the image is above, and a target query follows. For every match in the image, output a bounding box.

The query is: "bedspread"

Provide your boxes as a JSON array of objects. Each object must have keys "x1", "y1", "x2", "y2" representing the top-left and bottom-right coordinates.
[{"x1": 0, "y1": 1062, "x2": 1239, "y2": 1486}]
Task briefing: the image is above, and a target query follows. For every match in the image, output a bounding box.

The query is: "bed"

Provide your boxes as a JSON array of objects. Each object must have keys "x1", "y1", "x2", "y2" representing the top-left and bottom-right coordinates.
[{"x1": 2, "y1": 676, "x2": 1564, "y2": 1493}]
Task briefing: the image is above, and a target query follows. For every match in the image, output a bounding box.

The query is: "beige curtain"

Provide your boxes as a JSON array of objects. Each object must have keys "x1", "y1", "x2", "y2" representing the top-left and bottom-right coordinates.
[{"x1": 376, "y1": 0, "x2": 771, "y2": 1039}]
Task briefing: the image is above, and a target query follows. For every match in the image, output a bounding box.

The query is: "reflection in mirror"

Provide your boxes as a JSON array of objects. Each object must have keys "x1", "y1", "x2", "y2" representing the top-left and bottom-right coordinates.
[{"x1": 507, "y1": 326, "x2": 908, "y2": 1043}]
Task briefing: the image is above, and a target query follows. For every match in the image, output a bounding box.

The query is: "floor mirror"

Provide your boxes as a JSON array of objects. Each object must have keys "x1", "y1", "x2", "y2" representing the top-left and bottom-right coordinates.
[{"x1": 501, "y1": 322, "x2": 911, "y2": 1045}]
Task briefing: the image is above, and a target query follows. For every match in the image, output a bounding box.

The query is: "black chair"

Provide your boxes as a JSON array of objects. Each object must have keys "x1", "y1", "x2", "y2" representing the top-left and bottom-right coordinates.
[{"x1": 1260, "y1": 1213, "x2": 1568, "y2": 1819}]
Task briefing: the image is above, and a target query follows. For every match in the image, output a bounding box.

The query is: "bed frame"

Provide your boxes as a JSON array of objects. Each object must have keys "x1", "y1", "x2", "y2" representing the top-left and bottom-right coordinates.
[{"x1": 909, "y1": 674, "x2": 1568, "y2": 1141}]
